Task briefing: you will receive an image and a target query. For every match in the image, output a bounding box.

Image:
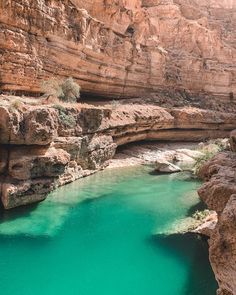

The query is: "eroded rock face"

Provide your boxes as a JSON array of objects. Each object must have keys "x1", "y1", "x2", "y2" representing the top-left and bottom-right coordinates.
[
  {"x1": 109, "y1": 105, "x2": 236, "y2": 145},
  {"x1": 0, "y1": 0, "x2": 236, "y2": 102},
  {"x1": 1, "y1": 178, "x2": 55, "y2": 210},
  {"x1": 198, "y1": 147, "x2": 236, "y2": 295},
  {"x1": 198, "y1": 152, "x2": 236, "y2": 213},
  {"x1": 8, "y1": 147, "x2": 70, "y2": 180},
  {"x1": 0, "y1": 146, "x2": 8, "y2": 174},
  {"x1": 0, "y1": 102, "x2": 116, "y2": 208},
  {"x1": 210, "y1": 195, "x2": 236, "y2": 295},
  {"x1": 0, "y1": 106, "x2": 58, "y2": 145},
  {"x1": 0, "y1": 102, "x2": 235, "y2": 209}
]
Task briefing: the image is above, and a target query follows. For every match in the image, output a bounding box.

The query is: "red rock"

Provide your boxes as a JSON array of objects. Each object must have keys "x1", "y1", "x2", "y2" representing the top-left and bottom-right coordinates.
[
  {"x1": 1, "y1": 178, "x2": 55, "y2": 210},
  {"x1": 0, "y1": 0, "x2": 235, "y2": 102},
  {"x1": 230, "y1": 130, "x2": 236, "y2": 152},
  {"x1": 0, "y1": 147, "x2": 8, "y2": 174},
  {"x1": 8, "y1": 147, "x2": 70, "y2": 180},
  {"x1": 209, "y1": 195, "x2": 236, "y2": 295},
  {"x1": 198, "y1": 150, "x2": 236, "y2": 295}
]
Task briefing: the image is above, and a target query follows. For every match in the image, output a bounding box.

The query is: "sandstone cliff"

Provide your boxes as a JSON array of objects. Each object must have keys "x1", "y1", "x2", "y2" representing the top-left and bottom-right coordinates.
[
  {"x1": 198, "y1": 131, "x2": 236, "y2": 295},
  {"x1": 0, "y1": 0, "x2": 236, "y2": 103}
]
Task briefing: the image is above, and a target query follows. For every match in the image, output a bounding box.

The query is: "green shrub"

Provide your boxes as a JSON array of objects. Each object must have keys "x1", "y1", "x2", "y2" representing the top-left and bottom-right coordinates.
[
  {"x1": 60, "y1": 77, "x2": 80, "y2": 103},
  {"x1": 53, "y1": 104, "x2": 76, "y2": 128},
  {"x1": 193, "y1": 151, "x2": 216, "y2": 175},
  {"x1": 41, "y1": 77, "x2": 80, "y2": 103},
  {"x1": 192, "y1": 209, "x2": 211, "y2": 221},
  {"x1": 53, "y1": 104, "x2": 65, "y2": 113},
  {"x1": 9, "y1": 99, "x2": 24, "y2": 111},
  {"x1": 193, "y1": 139, "x2": 229, "y2": 175}
]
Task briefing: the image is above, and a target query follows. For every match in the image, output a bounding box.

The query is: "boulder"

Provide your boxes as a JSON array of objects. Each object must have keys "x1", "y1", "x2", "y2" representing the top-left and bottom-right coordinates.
[
  {"x1": 155, "y1": 160, "x2": 182, "y2": 173},
  {"x1": 1, "y1": 178, "x2": 55, "y2": 209}
]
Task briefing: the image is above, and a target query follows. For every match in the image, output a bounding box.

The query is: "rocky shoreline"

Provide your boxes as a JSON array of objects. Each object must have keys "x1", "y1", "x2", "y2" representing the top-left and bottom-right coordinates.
[
  {"x1": 1, "y1": 96, "x2": 235, "y2": 209},
  {"x1": 107, "y1": 132, "x2": 236, "y2": 295},
  {"x1": 108, "y1": 141, "x2": 202, "y2": 168},
  {"x1": 197, "y1": 145, "x2": 236, "y2": 295},
  {"x1": 114, "y1": 136, "x2": 236, "y2": 295}
]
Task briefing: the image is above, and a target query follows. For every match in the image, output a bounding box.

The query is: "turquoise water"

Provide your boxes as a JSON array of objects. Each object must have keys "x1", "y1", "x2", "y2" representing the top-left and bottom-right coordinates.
[{"x1": 0, "y1": 166, "x2": 217, "y2": 295}]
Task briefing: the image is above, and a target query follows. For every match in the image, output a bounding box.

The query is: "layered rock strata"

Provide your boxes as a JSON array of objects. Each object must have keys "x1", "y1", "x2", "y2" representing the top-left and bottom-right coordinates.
[
  {"x1": 198, "y1": 131, "x2": 236, "y2": 295},
  {"x1": 0, "y1": 99, "x2": 236, "y2": 209},
  {"x1": 0, "y1": 0, "x2": 236, "y2": 102}
]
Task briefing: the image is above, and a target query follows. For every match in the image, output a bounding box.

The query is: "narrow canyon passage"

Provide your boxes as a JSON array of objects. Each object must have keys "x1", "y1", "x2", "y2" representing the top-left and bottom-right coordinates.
[
  {"x1": 0, "y1": 166, "x2": 217, "y2": 295},
  {"x1": 0, "y1": 0, "x2": 235, "y2": 293}
]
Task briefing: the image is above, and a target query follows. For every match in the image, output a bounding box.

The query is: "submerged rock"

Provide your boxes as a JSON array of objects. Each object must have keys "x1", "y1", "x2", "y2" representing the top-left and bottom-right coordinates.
[
  {"x1": 156, "y1": 217, "x2": 200, "y2": 235},
  {"x1": 155, "y1": 209, "x2": 217, "y2": 237}
]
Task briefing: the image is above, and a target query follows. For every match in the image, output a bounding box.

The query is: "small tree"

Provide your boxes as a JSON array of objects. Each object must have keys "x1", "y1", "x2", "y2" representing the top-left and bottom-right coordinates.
[{"x1": 41, "y1": 78, "x2": 64, "y2": 98}]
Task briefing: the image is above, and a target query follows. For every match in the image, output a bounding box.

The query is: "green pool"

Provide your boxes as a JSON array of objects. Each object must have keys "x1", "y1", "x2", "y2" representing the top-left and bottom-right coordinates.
[{"x1": 0, "y1": 166, "x2": 217, "y2": 295}]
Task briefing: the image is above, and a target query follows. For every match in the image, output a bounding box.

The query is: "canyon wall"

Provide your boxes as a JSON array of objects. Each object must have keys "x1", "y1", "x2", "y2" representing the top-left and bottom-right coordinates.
[
  {"x1": 198, "y1": 131, "x2": 236, "y2": 295},
  {"x1": 0, "y1": 0, "x2": 236, "y2": 102},
  {"x1": 1, "y1": 2, "x2": 236, "y2": 293}
]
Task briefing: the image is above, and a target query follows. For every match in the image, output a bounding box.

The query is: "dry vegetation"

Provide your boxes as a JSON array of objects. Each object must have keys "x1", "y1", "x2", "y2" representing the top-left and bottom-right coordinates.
[
  {"x1": 41, "y1": 77, "x2": 81, "y2": 103},
  {"x1": 193, "y1": 139, "x2": 229, "y2": 174}
]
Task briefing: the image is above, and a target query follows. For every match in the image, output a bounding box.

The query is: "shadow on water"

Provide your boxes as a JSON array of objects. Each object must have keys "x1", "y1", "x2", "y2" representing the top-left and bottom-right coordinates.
[
  {"x1": 81, "y1": 193, "x2": 113, "y2": 204},
  {"x1": 0, "y1": 203, "x2": 55, "y2": 241},
  {"x1": 186, "y1": 201, "x2": 208, "y2": 217},
  {"x1": 148, "y1": 170, "x2": 179, "y2": 176},
  {"x1": 0, "y1": 232, "x2": 52, "y2": 243},
  {"x1": 148, "y1": 233, "x2": 218, "y2": 295},
  {"x1": 148, "y1": 170, "x2": 201, "y2": 183},
  {"x1": 0, "y1": 202, "x2": 39, "y2": 223},
  {"x1": 0, "y1": 209, "x2": 52, "y2": 243}
]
